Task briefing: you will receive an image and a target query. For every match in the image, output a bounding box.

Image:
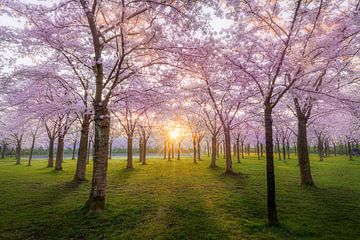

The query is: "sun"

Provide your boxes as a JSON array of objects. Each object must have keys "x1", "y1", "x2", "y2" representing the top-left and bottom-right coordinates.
[{"x1": 169, "y1": 128, "x2": 180, "y2": 140}]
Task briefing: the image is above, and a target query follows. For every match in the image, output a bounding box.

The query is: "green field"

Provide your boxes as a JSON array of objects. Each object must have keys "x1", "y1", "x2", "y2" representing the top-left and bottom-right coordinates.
[{"x1": 0, "y1": 154, "x2": 359, "y2": 240}]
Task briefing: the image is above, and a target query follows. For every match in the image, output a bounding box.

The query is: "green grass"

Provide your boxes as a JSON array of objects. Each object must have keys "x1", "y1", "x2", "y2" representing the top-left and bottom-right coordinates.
[{"x1": 0, "y1": 154, "x2": 359, "y2": 240}]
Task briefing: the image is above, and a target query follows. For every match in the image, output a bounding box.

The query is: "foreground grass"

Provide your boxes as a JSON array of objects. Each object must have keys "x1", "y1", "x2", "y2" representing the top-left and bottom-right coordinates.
[{"x1": 0, "y1": 154, "x2": 359, "y2": 240}]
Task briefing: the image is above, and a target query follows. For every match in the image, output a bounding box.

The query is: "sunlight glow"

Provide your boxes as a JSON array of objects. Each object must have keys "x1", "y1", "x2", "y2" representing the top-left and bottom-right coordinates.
[{"x1": 169, "y1": 128, "x2": 180, "y2": 140}]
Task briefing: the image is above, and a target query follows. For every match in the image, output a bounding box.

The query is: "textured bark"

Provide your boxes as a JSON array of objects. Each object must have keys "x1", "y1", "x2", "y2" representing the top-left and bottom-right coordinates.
[
  {"x1": 47, "y1": 138, "x2": 55, "y2": 167},
  {"x1": 224, "y1": 128, "x2": 233, "y2": 175},
  {"x1": 74, "y1": 116, "x2": 90, "y2": 182},
  {"x1": 127, "y1": 136, "x2": 133, "y2": 168},
  {"x1": 210, "y1": 135, "x2": 217, "y2": 168},
  {"x1": 264, "y1": 106, "x2": 278, "y2": 226},
  {"x1": 55, "y1": 135, "x2": 64, "y2": 171},
  {"x1": 297, "y1": 117, "x2": 314, "y2": 186},
  {"x1": 260, "y1": 143, "x2": 263, "y2": 158},
  {"x1": 28, "y1": 135, "x2": 36, "y2": 166},
  {"x1": 86, "y1": 106, "x2": 110, "y2": 212}
]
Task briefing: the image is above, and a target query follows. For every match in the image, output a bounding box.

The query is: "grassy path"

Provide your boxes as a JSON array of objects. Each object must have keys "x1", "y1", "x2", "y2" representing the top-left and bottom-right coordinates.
[{"x1": 0, "y1": 155, "x2": 359, "y2": 239}]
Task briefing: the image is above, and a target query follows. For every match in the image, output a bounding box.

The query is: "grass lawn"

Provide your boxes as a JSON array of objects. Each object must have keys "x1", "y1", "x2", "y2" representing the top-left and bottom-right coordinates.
[{"x1": 0, "y1": 154, "x2": 359, "y2": 240}]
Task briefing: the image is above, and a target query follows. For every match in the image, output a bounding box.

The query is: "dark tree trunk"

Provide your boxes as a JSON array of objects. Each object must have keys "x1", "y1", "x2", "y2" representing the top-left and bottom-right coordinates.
[
  {"x1": 207, "y1": 141, "x2": 210, "y2": 157},
  {"x1": 177, "y1": 142, "x2": 181, "y2": 160},
  {"x1": 74, "y1": 116, "x2": 90, "y2": 182},
  {"x1": 197, "y1": 140, "x2": 201, "y2": 161},
  {"x1": 236, "y1": 138, "x2": 240, "y2": 163},
  {"x1": 318, "y1": 137, "x2": 324, "y2": 161},
  {"x1": 1, "y1": 143, "x2": 6, "y2": 159},
  {"x1": 127, "y1": 135, "x2": 133, "y2": 168},
  {"x1": 256, "y1": 141, "x2": 260, "y2": 160},
  {"x1": 297, "y1": 117, "x2": 314, "y2": 186},
  {"x1": 55, "y1": 135, "x2": 64, "y2": 171},
  {"x1": 247, "y1": 143, "x2": 250, "y2": 156},
  {"x1": 260, "y1": 143, "x2": 263, "y2": 158},
  {"x1": 224, "y1": 128, "x2": 233, "y2": 175},
  {"x1": 139, "y1": 138, "x2": 143, "y2": 162},
  {"x1": 348, "y1": 141, "x2": 353, "y2": 161},
  {"x1": 142, "y1": 139, "x2": 147, "y2": 165},
  {"x1": 282, "y1": 138, "x2": 286, "y2": 161},
  {"x1": 28, "y1": 135, "x2": 36, "y2": 166},
  {"x1": 47, "y1": 138, "x2": 55, "y2": 167},
  {"x1": 15, "y1": 139, "x2": 22, "y2": 165},
  {"x1": 294, "y1": 143, "x2": 297, "y2": 156},
  {"x1": 210, "y1": 135, "x2": 217, "y2": 167},
  {"x1": 109, "y1": 140, "x2": 112, "y2": 160},
  {"x1": 286, "y1": 140, "x2": 290, "y2": 160},
  {"x1": 72, "y1": 139, "x2": 77, "y2": 160},
  {"x1": 264, "y1": 106, "x2": 278, "y2": 226},
  {"x1": 241, "y1": 140, "x2": 244, "y2": 159},
  {"x1": 193, "y1": 138, "x2": 197, "y2": 164}
]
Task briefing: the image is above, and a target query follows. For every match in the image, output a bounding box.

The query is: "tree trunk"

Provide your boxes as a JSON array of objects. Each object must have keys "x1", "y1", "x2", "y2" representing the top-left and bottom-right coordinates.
[
  {"x1": 264, "y1": 106, "x2": 278, "y2": 226},
  {"x1": 197, "y1": 140, "x2": 201, "y2": 161},
  {"x1": 348, "y1": 141, "x2": 353, "y2": 161},
  {"x1": 72, "y1": 139, "x2": 77, "y2": 160},
  {"x1": 15, "y1": 139, "x2": 21, "y2": 165},
  {"x1": 86, "y1": 105, "x2": 110, "y2": 212},
  {"x1": 297, "y1": 117, "x2": 314, "y2": 186},
  {"x1": 207, "y1": 141, "x2": 210, "y2": 157},
  {"x1": 318, "y1": 137, "x2": 324, "y2": 161},
  {"x1": 282, "y1": 138, "x2": 286, "y2": 161},
  {"x1": 210, "y1": 135, "x2": 217, "y2": 167},
  {"x1": 277, "y1": 141, "x2": 281, "y2": 161},
  {"x1": 256, "y1": 141, "x2": 260, "y2": 160},
  {"x1": 260, "y1": 143, "x2": 263, "y2": 158},
  {"x1": 1, "y1": 143, "x2": 6, "y2": 159},
  {"x1": 236, "y1": 138, "x2": 240, "y2": 163},
  {"x1": 142, "y1": 139, "x2": 147, "y2": 165},
  {"x1": 87, "y1": 139, "x2": 91, "y2": 164},
  {"x1": 224, "y1": 128, "x2": 233, "y2": 175},
  {"x1": 193, "y1": 138, "x2": 197, "y2": 164},
  {"x1": 286, "y1": 140, "x2": 290, "y2": 160},
  {"x1": 177, "y1": 142, "x2": 181, "y2": 160},
  {"x1": 28, "y1": 135, "x2": 36, "y2": 166},
  {"x1": 139, "y1": 138, "x2": 143, "y2": 162},
  {"x1": 55, "y1": 135, "x2": 64, "y2": 171},
  {"x1": 47, "y1": 138, "x2": 55, "y2": 167},
  {"x1": 241, "y1": 141, "x2": 244, "y2": 159},
  {"x1": 127, "y1": 135, "x2": 133, "y2": 168},
  {"x1": 109, "y1": 140, "x2": 112, "y2": 160},
  {"x1": 74, "y1": 116, "x2": 90, "y2": 182}
]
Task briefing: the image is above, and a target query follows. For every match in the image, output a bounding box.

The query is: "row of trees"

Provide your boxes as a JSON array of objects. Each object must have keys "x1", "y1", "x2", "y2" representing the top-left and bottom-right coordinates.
[{"x1": 1, "y1": 0, "x2": 359, "y2": 226}]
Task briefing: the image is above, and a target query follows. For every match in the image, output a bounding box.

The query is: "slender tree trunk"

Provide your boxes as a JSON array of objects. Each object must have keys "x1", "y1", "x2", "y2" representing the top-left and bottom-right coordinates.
[
  {"x1": 264, "y1": 106, "x2": 278, "y2": 226},
  {"x1": 177, "y1": 141, "x2": 181, "y2": 160},
  {"x1": 216, "y1": 141, "x2": 220, "y2": 158},
  {"x1": 294, "y1": 143, "x2": 297, "y2": 156},
  {"x1": 72, "y1": 139, "x2": 77, "y2": 160},
  {"x1": 74, "y1": 116, "x2": 90, "y2": 182},
  {"x1": 55, "y1": 135, "x2": 64, "y2": 171},
  {"x1": 109, "y1": 140, "x2": 112, "y2": 160},
  {"x1": 260, "y1": 143, "x2": 263, "y2": 158},
  {"x1": 207, "y1": 141, "x2": 210, "y2": 157},
  {"x1": 297, "y1": 117, "x2": 314, "y2": 186},
  {"x1": 282, "y1": 138, "x2": 286, "y2": 161},
  {"x1": 256, "y1": 141, "x2": 260, "y2": 160},
  {"x1": 348, "y1": 141, "x2": 353, "y2": 161},
  {"x1": 193, "y1": 138, "x2": 197, "y2": 164},
  {"x1": 47, "y1": 138, "x2": 55, "y2": 167},
  {"x1": 210, "y1": 135, "x2": 217, "y2": 167},
  {"x1": 241, "y1": 141, "x2": 244, "y2": 159},
  {"x1": 15, "y1": 140, "x2": 22, "y2": 165},
  {"x1": 224, "y1": 128, "x2": 233, "y2": 175},
  {"x1": 236, "y1": 138, "x2": 240, "y2": 163},
  {"x1": 139, "y1": 138, "x2": 143, "y2": 162},
  {"x1": 142, "y1": 139, "x2": 147, "y2": 165},
  {"x1": 247, "y1": 143, "x2": 250, "y2": 156},
  {"x1": 28, "y1": 135, "x2": 36, "y2": 166},
  {"x1": 318, "y1": 137, "x2": 324, "y2": 161},
  {"x1": 127, "y1": 135, "x2": 133, "y2": 168},
  {"x1": 1, "y1": 143, "x2": 6, "y2": 159},
  {"x1": 197, "y1": 140, "x2": 201, "y2": 161},
  {"x1": 167, "y1": 141, "x2": 171, "y2": 161},
  {"x1": 277, "y1": 141, "x2": 281, "y2": 161}
]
